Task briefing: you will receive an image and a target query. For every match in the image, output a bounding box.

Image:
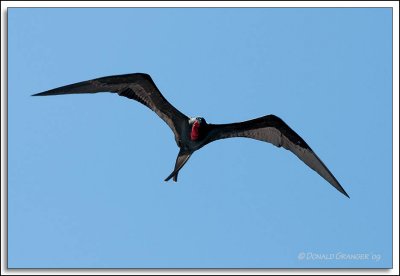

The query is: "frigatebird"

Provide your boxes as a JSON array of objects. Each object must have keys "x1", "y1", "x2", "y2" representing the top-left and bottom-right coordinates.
[{"x1": 33, "y1": 73, "x2": 349, "y2": 198}]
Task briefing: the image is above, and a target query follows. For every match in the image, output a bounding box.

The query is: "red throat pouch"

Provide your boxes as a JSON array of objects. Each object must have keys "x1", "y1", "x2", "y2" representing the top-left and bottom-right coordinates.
[{"x1": 190, "y1": 121, "x2": 200, "y2": 141}]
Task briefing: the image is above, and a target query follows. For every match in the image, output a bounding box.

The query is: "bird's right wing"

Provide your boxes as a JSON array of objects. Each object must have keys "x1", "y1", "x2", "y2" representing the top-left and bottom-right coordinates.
[
  {"x1": 33, "y1": 73, "x2": 189, "y2": 144},
  {"x1": 207, "y1": 115, "x2": 349, "y2": 197}
]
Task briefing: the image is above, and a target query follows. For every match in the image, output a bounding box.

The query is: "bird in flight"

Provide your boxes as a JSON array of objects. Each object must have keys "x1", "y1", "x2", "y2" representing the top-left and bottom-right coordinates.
[{"x1": 33, "y1": 73, "x2": 349, "y2": 198}]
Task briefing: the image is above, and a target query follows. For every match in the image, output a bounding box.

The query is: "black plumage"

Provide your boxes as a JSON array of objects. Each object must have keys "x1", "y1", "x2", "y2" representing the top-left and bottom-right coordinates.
[{"x1": 33, "y1": 73, "x2": 349, "y2": 198}]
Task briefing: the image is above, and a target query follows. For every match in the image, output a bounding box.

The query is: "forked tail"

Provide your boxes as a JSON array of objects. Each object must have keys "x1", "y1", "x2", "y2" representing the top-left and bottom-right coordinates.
[{"x1": 164, "y1": 149, "x2": 192, "y2": 182}]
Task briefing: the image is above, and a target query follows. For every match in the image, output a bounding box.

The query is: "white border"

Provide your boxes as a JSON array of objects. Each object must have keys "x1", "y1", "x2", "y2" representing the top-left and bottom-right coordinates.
[
  {"x1": 1, "y1": 1, "x2": 398, "y2": 275},
  {"x1": 393, "y1": 0, "x2": 400, "y2": 274},
  {"x1": 0, "y1": 1, "x2": 397, "y2": 8}
]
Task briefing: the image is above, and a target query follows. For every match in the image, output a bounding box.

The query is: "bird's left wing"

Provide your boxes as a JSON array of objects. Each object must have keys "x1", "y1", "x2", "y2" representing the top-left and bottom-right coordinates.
[
  {"x1": 207, "y1": 115, "x2": 349, "y2": 197},
  {"x1": 33, "y1": 73, "x2": 189, "y2": 144}
]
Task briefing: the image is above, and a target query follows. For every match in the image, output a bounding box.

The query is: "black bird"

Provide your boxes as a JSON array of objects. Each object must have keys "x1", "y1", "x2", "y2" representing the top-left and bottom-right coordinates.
[{"x1": 33, "y1": 73, "x2": 349, "y2": 198}]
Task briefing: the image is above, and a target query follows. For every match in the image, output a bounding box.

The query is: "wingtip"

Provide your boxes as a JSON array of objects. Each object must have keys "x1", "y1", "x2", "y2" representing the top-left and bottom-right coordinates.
[
  {"x1": 32, "y1": 92, "x2": 46, "y2": 96},
  {"x1": 338, "y1": 187, "x2": 350, "y2": 198}
]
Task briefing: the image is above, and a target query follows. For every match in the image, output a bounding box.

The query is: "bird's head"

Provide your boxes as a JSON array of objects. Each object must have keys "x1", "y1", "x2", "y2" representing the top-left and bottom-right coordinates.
[{"x1": 189, "y1": 117, "x2": 207, "y2": 141}]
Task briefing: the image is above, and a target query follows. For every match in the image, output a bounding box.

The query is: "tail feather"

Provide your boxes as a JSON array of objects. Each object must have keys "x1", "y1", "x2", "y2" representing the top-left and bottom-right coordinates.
[
  {"x1": 173, "y1": 172, "x2": 179, "y2": 182},
  {"x1": 164, "y1": 150, "x2": 192, "y2": 182}
]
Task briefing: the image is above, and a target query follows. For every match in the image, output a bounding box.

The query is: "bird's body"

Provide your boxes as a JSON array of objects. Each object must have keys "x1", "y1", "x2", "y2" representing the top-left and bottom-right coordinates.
[{"x1": 33, "y1": 73, "x2": 349, "y2": 198}]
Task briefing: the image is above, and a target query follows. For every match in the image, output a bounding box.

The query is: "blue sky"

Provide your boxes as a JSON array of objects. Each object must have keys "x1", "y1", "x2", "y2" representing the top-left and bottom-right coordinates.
[{"x1": 8, "y1": 8, "x2": 392, "y2": 268}]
